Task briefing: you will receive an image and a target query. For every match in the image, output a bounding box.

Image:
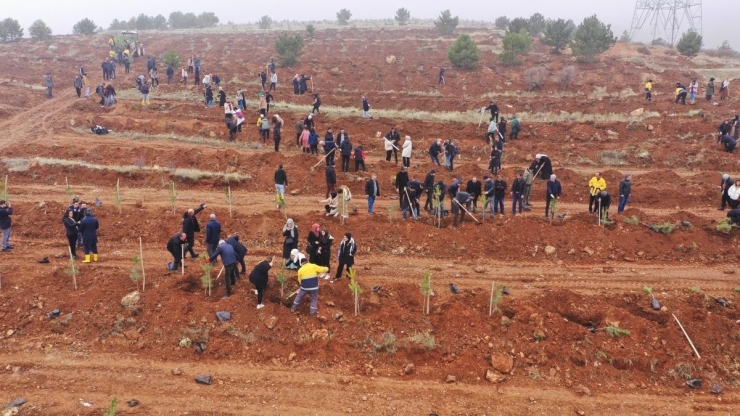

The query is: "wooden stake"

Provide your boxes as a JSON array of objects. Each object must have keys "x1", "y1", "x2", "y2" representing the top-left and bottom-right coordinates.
[
  {"x1": 116, "y1": 178, "x2": 122, "y2": 214},
  {"x1": 672, "y1": 313, "x2": 701, "y2": 359},
  {"x1": 139, "y1": 236, "x2": 146, "y2": 292},
  {"x1": 228, "y1": 186, "x2": 233, "y2": 218},
  {"x1": 489, "y1": 281, "x2": 495, "y2": 317},
  {"x1": 3, "y1": 175, "x2": 7, "y2": 201},
  {"x1": 68, "y1": 246, "x2": 77, "y2": 290},
  {"x1": 181, "y1": 245, "x2": 185, "y2": 276},
  {"x1": 216, "y1": 265, "x2": 224, "y2": 280},
  {"x1": 426, "y1": 274, "x2": 431, "y2": 315}
]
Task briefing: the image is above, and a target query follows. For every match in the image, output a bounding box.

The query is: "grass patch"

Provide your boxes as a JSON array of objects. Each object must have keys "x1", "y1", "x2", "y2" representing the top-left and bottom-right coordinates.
[
  {"x1": 605, "y1": 325, "x2": 631, "y2": 338},
  {"x1": 623, "y1": 215, "x2": 639, "y2": 225},
  {"x1": 600, "y1": 150, "x2": 628, "y2": 166},
  {"x1": 1, "y1": 157, "x2": 251, "y2": 182},
  {"x1": 668, "y1": 362, "x2": 695, "y2": 381},
  {"x1": 115, "y1": 89, "x2": 664, "y2": 124},
  {"x1": 408, "y1": 331, "x2": 436, "y2": 350},
  {"x1": 716, "y1": 218, "x2": 734, "y2": 233},
  {"x1": 653, "y1": 222, "x2": 675, "y2": 235},
  {"x1": 369, "y1": 331, "x2": 398, "y2": 355}
]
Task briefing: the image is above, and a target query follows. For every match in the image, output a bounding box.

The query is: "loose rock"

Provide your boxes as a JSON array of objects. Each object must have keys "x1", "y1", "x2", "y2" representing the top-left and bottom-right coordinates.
[
  {"x1": 404, "y1": 363, "x2": 415, "y2": 374},
  {"x1": 491, "y1": 354, "x2": 514, "y2": 373},
  {"x1": 264, "y1": 315, "x2": 279, "y2": 329},
  {"x1": 171, "y1": 367, "x2": 184, "y2": 375},
  {"x1": 485, "y1": 369, "x2": 506, "y2": 383},
  {"x1": 445, "y1": 375, "x2": 456, "y2": 383},
  {"x1": 121, "y1": 291, "x2": 140, "y2": 308},
  {"x1": 544, "y1": 246, "x2": 556, "y2": 255}
]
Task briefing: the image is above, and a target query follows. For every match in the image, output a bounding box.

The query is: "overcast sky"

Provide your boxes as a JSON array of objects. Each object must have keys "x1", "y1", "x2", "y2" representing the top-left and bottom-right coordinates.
[{"x1": 4, "y1": 0, "x2": 736, "y2": 47}]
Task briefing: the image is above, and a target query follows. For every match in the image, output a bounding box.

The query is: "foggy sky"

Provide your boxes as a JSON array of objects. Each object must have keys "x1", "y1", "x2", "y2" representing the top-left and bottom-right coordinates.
[{"x1": 4, "y1": 0, "x2": 736, "y2": 47}]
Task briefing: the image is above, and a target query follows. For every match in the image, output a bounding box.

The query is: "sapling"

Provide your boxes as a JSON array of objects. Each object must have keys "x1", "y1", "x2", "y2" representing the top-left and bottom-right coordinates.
[
  {"x1": 130, "y1": 255, "x2": 143, "y2": 291},
  {"x1": 479, "y1": 193, "x2": 489, "y2": 220},
  {"x1": 432, "y1": 185, "x2": 442, "y2": 228},
  {"x1": 113, "y1": 178, "x2": 122, "y2": 214},
  {"x1": 276, "y1": 191, "x2": 287, "y2": 219},
  {"x1": 549, "y1": 198, "x2": 558, "y2": 225},
  {"x1": 225, "y1": 186, "x2": 234, "y2": 218},
  {"x1": 103, "y1": 398, "x2": 117, "y2": 416},
  {"x1": 347, "y1": 268, "x2": 362, "y2": 316},
  {"x1": 0, "y1": 266, "x2": 3, "y2": 290},
  {"x1": 200, "y1": 253, "x2": 213, "y2": 296},
  {"x1": 139, "y1": 236, "x2": 146, "y2": 291},
  {"x1": 643, "y1": 286, "x2": 660, "y2": 310},
  {"x1": 168, "y1": 181, "x2": 177, "y2": 214},
  {"x1": 2, "y1": 175, "x2": 7, "y2": 201},
  {"x1": 420, "y1": 271, "x2": 432, "y2": 315},
  {"x1": 604, "y1": 325, "x2": 631, "y2": 338},
  {"x1": 716, "y1": 218, "x2": 734, "y2": 233},
  {"x1": 386, "y1": 204, "x2": 398, "y2": 223},
  {"x1": 338, "y1": 192, "x2": 349, "y2": 225},
  {"x1": 65, "y1": 246, "x2": 78, "y2": 290},
  {"x1": 276, "y1": 263, "x2": 288, "y2": 299},
  {"x1": 735, "y1": 287, "x2": 740, "y2": 293},
  {"x1": 65, "y1": 176, "x2": 72, "y2": 198},
  {"x1": 489, "y1": 282, "x2": 504, "y2": 316}
]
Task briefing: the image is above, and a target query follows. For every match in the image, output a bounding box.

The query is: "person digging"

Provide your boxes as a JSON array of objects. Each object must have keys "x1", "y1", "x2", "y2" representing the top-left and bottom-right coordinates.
[
  {"x1": 597, "y1": 191, "x2": 612, "y2": 223},
  {"x1": 291, "y1": 258, "x2": 329, "y2": 316}
]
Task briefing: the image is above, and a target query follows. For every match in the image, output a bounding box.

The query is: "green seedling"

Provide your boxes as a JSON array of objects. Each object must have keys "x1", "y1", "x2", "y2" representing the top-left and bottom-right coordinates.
[
  {"x1": 420, "y1": 270, "x2": 432, "y2": 315},
  {"x1": 347, "y1": 268, "x2": 362, "y2": 316}
]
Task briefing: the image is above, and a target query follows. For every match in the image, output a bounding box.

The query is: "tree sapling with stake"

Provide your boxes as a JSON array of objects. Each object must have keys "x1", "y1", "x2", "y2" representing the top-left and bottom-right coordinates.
[
  {"x1": 386, "y1": 204, "x2": 398, "y2": 223},
  {"x1": 113, "y1": 178, "x2": 123, "y2": 214},
  {"x1": 276, "y1": 262, "x2": 288, "y2": 299},
  {"x1": 168, "y1": 181, "x2": 177, "y2": 215},
  {"x1": 200, "y1": 253, "x2": 213, "y2": 297},
  {"x1": 65, "y1": 246, "x2": 78, "y2": 290},
  {"x1": 2, "y1": 175, "x2": 8, "y2": 201},
  {"x1": 130, "y1": 255, "x2": 143, "y2": 290},
  {"x1": 225, "y1": 186, "x2": 234, "y2": 218},
  {"x1": 489, "y1": 282, "x2": 504, "y2": 316},
  {"x1": 347, "y1": 268, "x2": 362, "y2": 316},
  {"x1": 420, "y1": 271, "x2": 432, "y2": 315},
  {"x1": 65, "y1": 176, "x2": 72, "y2": 199}
]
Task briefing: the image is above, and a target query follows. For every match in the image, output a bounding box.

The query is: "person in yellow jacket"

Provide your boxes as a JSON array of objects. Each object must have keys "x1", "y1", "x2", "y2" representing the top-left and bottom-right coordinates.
[
  {"x1": 588, "y1": 172, "x2": 606, "y2": 214},
  {"x1": 108, "y1": 37, "x2": 114, "y2": 49},
  {"x1": 291, "y1": 258, "x2": 329, "y2": 316},
  {"x1": 645, "y1": 79, "x2": 653, "y2": 102}
]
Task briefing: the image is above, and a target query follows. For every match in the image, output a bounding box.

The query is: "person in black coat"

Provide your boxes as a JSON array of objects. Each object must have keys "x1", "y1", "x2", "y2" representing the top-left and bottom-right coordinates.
[
  {"x1": 316, "y1": 229, "x2": 334, "y2": 272},
  {"x1": 167, "y1": 232, "x2": 187, "y2": 270},
  {"x1": 385, "y1": 127, "x2": 401, "y2": 163},
  {"x1": 79, "y1": 209, "x2": 99, "y2": 262},
  {"x1": 334, "y1": 233, "x2": 357, "y2": 280},
  {"x1": 166, "y1": 65, "x2": 174, "y2": 84},
  {"x1": 325, "y1": 161, "x2": 337, "y2": 197},
  {"x1": 597, "y1": 191, "x2": 612, "y2": 221},
  {"x1": 282, "y1": 218, "x2": 299, "y2": 263},
  {"x1": 727, "y1": 209, "x2": 740, "y2": 225},
  {"x1": 423, "y1": 170, "x2": 437, "y2": 211},
  {"x1": 218, "y1": 88, "x2": 226, "y2": 107},
  {"x1": 484, "y1": 100, "x2": 500, "y2": 123},
  {"x1": 62, "y1": 210, "x2": 79, "y2": 259},
  {"x1": 339, "y1": 135, "x2": 353, "y2": 173},
  {"x1": 226, "y1": 234, "x2": 248, "y2": 274},
  {"x1": 466, "y1": 177, "x2": 482, "y2": 213},
  {"x1": 299, "y1": 74, "x2": 310, "y2": 94},
  {"x1": 534, "y1": 154, "x2": 553, "y2": 180},
  {"x1": 248, "y1": 258, "x2": 273, "y2": 308},
  {"x1": 182, "y1": 203, "x2": 206, "y2": 258},
  {"x1": 395, "y1": 166, "x2": 410, "y2": 207}
]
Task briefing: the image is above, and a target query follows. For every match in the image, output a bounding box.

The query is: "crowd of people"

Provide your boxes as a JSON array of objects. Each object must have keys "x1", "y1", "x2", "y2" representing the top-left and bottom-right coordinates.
[{"x1": 29, "y1": 32, "x2": 740, "y2": 316}]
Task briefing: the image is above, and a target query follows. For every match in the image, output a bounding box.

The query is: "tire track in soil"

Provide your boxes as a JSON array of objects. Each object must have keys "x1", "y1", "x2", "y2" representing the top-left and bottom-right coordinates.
[{"x1": 0, "y1": 352, "x2": 736, "y2": 415}]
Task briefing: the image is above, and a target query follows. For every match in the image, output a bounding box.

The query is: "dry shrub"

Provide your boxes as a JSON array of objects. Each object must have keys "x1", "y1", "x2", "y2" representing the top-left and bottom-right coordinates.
[
  {"x1": 524, "y1": 66, "x2": 548, "y2": 91},
  {"x1": 552, "y1": 65, "x2": 576, "y2": 91}
]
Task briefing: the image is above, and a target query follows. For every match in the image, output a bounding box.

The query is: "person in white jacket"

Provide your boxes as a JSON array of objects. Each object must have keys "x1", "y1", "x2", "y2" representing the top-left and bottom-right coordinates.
[
  {"x1": 270, "y1": 72, "x2": 277, "y2": 91},
  {"x1": 384, "y1": 136, "x2": 395, "y2": 162},
  {"x1": 728, "y1": 179, "x2": 740, "y2": 209},
  {"x1": 401, "y1": 135, "x2": 412, "y2": 168}
]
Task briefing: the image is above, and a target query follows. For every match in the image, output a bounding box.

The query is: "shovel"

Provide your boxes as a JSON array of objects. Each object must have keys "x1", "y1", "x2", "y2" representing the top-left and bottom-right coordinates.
[
  {"x1": 453, "y1": 198, "x2": 481, "y2": 225},
  {"x1": 310, "y1": 148, "x2": 335, "y2": 172},
  {"x1": 403, "y1": 187, "x2": 419, "y2": 220}
]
